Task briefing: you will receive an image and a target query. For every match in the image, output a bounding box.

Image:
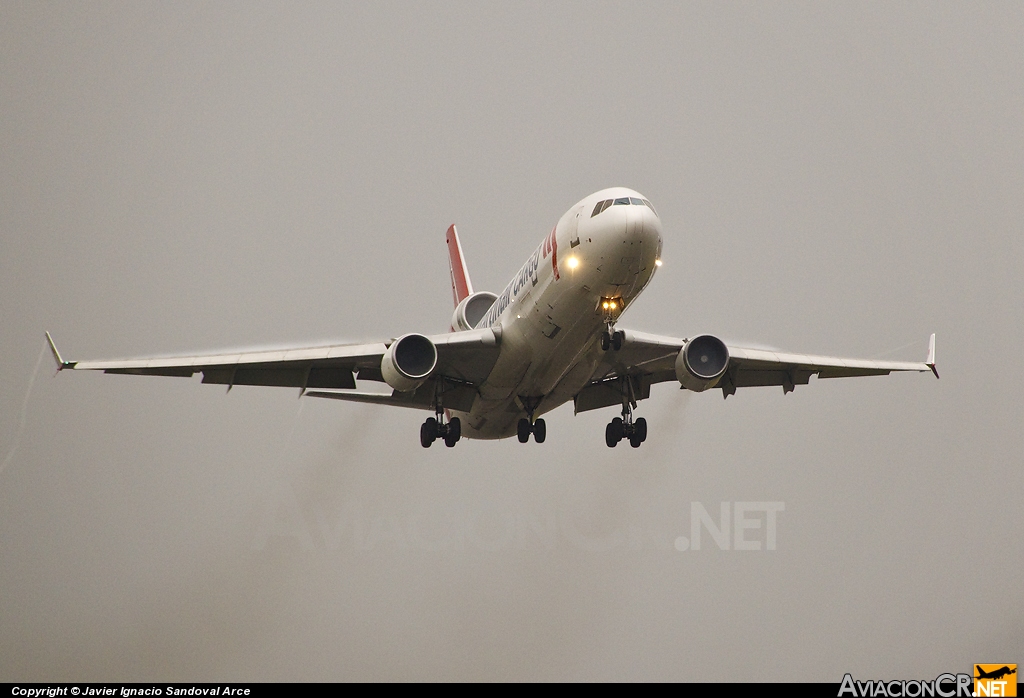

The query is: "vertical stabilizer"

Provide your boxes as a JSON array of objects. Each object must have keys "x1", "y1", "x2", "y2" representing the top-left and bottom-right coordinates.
[{"x1": 446, "y1": 224, "x2": 474, "y2": 308}]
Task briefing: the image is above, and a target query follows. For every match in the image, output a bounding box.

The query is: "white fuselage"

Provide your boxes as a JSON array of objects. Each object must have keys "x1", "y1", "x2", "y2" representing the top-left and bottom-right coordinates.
[{"x1": 455, "y1": 187, "x2": 664, "y2": 439}]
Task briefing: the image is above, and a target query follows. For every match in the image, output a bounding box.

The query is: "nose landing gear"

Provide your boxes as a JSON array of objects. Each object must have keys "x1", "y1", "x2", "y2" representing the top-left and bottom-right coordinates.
[
  {"x1": 599, "y1": 297, "x2": 625, "y2": 351},
  {"x1": 601, "y1": 329, "x2": 624, "y2": 351}
]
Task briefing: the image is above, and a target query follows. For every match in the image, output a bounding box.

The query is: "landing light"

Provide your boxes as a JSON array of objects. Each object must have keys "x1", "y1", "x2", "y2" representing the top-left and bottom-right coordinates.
[
  {"x1": 567, "y1": 256, "x2": 579, "y2": 270},
  {"x1": 655, "y1": 259, "x2": 663, "y2": 267}
]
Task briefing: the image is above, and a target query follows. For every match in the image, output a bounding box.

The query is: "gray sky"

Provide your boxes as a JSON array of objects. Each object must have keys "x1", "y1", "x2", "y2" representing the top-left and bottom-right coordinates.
[{"x1": 2, "y1": 1, "x2": 1021, "y2": 681}]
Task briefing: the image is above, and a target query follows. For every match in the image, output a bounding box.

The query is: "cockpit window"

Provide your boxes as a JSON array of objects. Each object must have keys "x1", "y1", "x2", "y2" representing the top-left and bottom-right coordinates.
[{"x1": 591, "y1": 196, "x2": 658, "y2": 217}]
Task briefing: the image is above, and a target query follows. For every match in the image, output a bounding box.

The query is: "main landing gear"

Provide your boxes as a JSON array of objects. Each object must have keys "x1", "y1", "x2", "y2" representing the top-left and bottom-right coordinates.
[
  {"x1": 605, "y1": 404, "x2": 647, "y2": 448},
  {"x1": 420, "y1": 410, "x2": 461, "y2": 448},
  {"x1": 517, "y1": 417, "x2": 546, "y2": 444}
]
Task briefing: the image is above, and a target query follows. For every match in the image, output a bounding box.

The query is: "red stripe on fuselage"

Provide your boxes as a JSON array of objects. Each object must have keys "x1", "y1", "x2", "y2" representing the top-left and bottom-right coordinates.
[{"x1": 548, "y1": 226, "x2": 559, "y2": 280}]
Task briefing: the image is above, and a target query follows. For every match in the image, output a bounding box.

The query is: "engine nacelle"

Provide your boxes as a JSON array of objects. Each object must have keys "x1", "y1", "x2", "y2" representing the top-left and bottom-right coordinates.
[
  {"x1": 381, "y1": 333, "x2": 438, "y2": 392},
  {"x1": 451, "y1": 291, "x2": 498, "y2": 331},
  {"x1": 675, "y1": 334, "x2": 730, "y2": 392}
]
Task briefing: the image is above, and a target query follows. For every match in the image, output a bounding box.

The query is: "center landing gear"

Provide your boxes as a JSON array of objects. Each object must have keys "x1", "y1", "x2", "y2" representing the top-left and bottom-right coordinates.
[
  {"x1": 420, "y1": 410, "x2": 461, "y2": 448},
  {"x1": 605, "y1": 405, "x2": 647, "y2": 448},
  {"x1": 517, "y1": 417, "x2": 546, "y2": 443}
]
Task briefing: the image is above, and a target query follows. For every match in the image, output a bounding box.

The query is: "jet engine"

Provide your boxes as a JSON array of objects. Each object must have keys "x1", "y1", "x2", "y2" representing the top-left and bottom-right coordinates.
[
  {"x1": 451, "y1": 291, "x2": 498, "y2": 332},
  {"x1": 675, "y1": 334, "x2": 730, "y2": 392},
  {"x1": 381, "y1": 333, "x2": 438, "y2": 392}
]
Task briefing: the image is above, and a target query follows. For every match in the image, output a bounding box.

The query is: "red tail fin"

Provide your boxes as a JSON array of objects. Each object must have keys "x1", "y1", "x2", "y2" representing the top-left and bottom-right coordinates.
[{"x1": 446, "y1": 224, "x2": 474, "y2": 307}]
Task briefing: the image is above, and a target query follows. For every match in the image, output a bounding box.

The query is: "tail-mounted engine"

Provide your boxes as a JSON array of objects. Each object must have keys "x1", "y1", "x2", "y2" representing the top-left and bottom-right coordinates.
[
  {"x1": 451, "y1": 291, "x2": 498, "y2": 331},
  {"x1": 675, "y1": 334, "x2": 730, "y2": 392},
  {"x1": 381, "y1": 333, "x2": 438, "y2": 392}
]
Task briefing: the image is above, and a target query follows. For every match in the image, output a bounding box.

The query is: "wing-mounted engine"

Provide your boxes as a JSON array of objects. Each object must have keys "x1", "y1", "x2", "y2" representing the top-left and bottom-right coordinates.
[
  {"x1": 381, "y1": 333, "x2": 438, "y2": 392},
  {"x1": 451, "y1": 291, "x2": 498, "y2": 332},
  {"x1": 675, "y1": 334, "x2": 730, "y2": 392}
]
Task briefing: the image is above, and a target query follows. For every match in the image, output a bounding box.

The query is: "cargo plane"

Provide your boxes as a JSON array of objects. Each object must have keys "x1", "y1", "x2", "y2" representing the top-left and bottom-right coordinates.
[{"x1": 46, "y1": 187, "x2": 937, "y2": 448}]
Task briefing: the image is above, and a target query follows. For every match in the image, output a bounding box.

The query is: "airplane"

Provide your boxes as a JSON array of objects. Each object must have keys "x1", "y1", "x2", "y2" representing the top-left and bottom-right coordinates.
[
  {"x1": 45, "y1": 187, "x2": 938, "y2": 449},
  {"x1": 975, "y1": 666, "x2": 1016, "y2": 681}
]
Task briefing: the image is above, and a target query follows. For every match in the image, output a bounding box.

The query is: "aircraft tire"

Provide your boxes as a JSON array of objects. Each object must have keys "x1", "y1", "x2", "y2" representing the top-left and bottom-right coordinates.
[
  {"x1": 449, "y1": 417, "x2": 461, "y2": 442},
  {"x1": 629, "y1": 434, "x2": 642, "y2": 448},
  {"x1": 606, "y1": 417, "x2": 624, "y2": 447},
  {"x1": 612, "y1": 331, "x2": 624, "y2": 351},
  {"x1": 533, "y1": 418, "x2": 546, "y2": 443},
  {"x1": 420, "y1": 419, "x2": 436, "y2": 448},
  {"x1": 517, "y1": 418, "x2": 531, "y2": 443},
  {"x1": 601, "y1": 334, "x2": 610, "y2": 351},
  {"x1": 635, "y1": 417, "x2": 647, "y2": 443},
  {"x1": 611, "y1": 417, "x2": 624, "y2": 441},
  {"x1": 605, "y1": 422, "x2": 617, "y2": 447}
]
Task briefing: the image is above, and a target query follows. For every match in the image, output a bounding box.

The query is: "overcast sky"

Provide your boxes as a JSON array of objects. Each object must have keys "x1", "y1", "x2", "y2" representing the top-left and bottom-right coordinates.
[{"x1": 2, "y1": 1, "x2": 1022, "y2": 681}]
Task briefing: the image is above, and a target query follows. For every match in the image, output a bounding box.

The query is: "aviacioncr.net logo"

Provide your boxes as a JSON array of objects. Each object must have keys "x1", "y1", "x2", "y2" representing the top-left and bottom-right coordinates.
[{"x1": 838, "y1": 673, "x2": 973, "y2": 698}]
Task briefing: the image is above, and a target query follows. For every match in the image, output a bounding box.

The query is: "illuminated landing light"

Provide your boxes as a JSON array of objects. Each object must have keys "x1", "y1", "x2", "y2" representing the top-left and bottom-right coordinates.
[
  {"x1": 567, "y1": 256, "x2": 579, "y2": 270},
  {"x1": 655, "y1": 259, "x2": 663, "y2": 267}
]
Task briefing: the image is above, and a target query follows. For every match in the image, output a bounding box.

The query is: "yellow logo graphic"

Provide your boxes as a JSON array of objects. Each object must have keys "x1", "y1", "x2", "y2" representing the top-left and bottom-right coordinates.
[{"x1": 975, "y1": 665, "x2": 1017, "y2": 697}]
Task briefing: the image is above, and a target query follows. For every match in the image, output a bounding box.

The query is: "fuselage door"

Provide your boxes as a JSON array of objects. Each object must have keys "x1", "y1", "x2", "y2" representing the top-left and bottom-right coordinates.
[{"x1": 569, "y1": 204, "x2": 583, "y2": 248}]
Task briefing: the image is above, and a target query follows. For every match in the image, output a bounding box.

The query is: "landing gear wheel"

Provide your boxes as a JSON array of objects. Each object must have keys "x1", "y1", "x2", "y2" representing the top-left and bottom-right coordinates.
[
  {"x1": 533, "y1": 418, "x2": 546, "y2": 443},
  {"x1": 601, "y1": 333, "x2": 610, "y2": 351},
  {"x1": 517, "y1": 418, "x2": 531, "y2": 443},
  {"x1": 605, "y1": 422, "x2": 618, "y2": 447},
  {"x1": 610, "y1": 416, "x2": 624, "y2": 441},
  {"x1": 448, "y1": 417, "x2": 461, "y2": 442},
  {"x1": 420, "y1": 417, "x2": 438, "y2": 448},
  {"x1": 611, "y1": 330, "x2": 624, "y2": 351},
  {"x1": 605, "y1": 412, "x2": 647, "y2": 448},
  {"x1": 606, "y1": 417, "x2": 624, "y2": 447},
  {"x1": 634, "y1": 417, "x2": 647, "y2": 443}
]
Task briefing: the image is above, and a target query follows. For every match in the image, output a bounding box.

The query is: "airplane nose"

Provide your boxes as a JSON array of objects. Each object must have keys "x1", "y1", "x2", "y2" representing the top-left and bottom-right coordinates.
[
  {"x1": 640, "y1": 205, "x2": 663, "y2": 251},
  {"x1": 624, "y1": 204, "x2": 644, "y2": 239}
]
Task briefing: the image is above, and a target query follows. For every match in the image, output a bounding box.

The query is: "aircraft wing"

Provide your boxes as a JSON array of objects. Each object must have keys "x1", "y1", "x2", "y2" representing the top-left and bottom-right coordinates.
[
  {"x1": 575, "y1": 330, "x2": 936, "y2": 412},
  {"x1": 46, "y1": 328, "x2": 501, "y2": 411}
]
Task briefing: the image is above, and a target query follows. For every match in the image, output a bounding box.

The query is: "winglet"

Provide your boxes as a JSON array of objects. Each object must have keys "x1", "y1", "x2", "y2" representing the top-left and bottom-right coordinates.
[
  {"x1": 926, "y1": 333, "x2": 938, "y2": 378},
  {"x1": 446, "y1": 224, "x2": 474, "y2": 308},
  {"x1": 45, "y1": 331, "x2": 71, "y2": 372}
]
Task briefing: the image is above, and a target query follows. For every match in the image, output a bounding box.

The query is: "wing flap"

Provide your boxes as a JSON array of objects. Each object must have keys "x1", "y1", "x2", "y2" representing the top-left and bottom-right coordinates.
[{"x1": 305, "y1": 380, "x2": 477, "y2": 412}]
